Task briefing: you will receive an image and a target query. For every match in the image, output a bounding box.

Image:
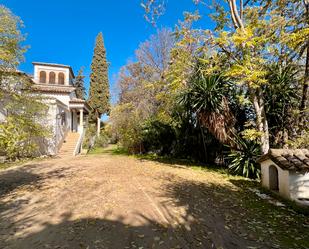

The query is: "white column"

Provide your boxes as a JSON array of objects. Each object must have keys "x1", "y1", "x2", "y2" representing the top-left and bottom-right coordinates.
[
  {"x1": 97, "y1": 117, "x2": 101, "y2": 135},
  {"x1": 79, "y1": 109, "x2": 84, "y2": 133}
]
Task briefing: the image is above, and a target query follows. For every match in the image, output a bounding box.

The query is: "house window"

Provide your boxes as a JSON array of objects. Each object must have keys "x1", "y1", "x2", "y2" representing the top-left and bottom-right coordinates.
[
  {"x1": 58, "y1": 73, "x2": 65, "y2": 85},
  {"x1": 39, "y1": 71, "x2": 46, "y2": 83},
  {"x1": 61, "y1": 112, "x2": 66, "y2": 126},
  {"x1": 269, "y1": 165, "x2": 279, "y2": 191},
  {"x1": 49, "y1": 72, "x2": 56, "y2": 84}
]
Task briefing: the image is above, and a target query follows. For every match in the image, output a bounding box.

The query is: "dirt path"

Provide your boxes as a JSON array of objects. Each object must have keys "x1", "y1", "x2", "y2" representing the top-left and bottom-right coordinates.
[{"x1": 0, "y1": 153, "x2": 308, "y2": 249}]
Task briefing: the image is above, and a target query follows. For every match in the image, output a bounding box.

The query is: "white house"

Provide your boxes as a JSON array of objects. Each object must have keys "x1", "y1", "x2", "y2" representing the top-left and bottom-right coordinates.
[
  {"x1": 0, "y1": 62, "x2": 91, "y2": 157},
  {"x1": 258, "y1": 149, "x2": 309, "y2": 206}
]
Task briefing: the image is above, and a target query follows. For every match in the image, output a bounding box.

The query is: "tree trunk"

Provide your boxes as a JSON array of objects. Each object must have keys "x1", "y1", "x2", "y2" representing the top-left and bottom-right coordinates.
[
  {"x1": 251, "y1": 88, "x2": 270, "y2": 155},
  {"x1": 97, "y1": 116, "x2": 101, "y2": 135},
  {"x1": 227, "y1": 0, "x2": 270, "y2": 153},
  {"x1": 261, "y1": 100, "x2": 270, "y2": 154},
  {"x1": 228, "y1": 0, "x2": 244, "y2": 30},
  {"x1": 199, "y1": 123, "x2": 208, "y2": 163},
  {"x1": 299, "y1": 0, "x2": 309, "y2": 126},
  {"x1": 300, "y1": 46, "x2": 309, "y2": 122}
]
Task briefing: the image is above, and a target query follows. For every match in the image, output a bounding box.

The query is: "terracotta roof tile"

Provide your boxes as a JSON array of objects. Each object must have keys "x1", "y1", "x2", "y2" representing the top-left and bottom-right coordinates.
[
  {"x1": 69, "y1": 98, "x2": 91, "y2": 112},
  {"x1": 258, "y1": 149, "x2": 309, "y2": 172},
  {"x1": 32, "y1": 84, "x2": 75, "y2": 93},
  {"x1": 69, "y1": 98, "x2": 86, "y2": 103}
]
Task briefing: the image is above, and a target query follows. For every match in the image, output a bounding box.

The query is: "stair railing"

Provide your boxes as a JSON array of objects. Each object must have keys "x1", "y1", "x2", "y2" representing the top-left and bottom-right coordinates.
[{"x1": 73, "y1": 128, "x2": 86, "y2": 156}]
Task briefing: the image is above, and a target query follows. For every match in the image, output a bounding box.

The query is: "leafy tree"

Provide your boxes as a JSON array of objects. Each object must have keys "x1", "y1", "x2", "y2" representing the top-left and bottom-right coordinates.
[
  {"x1": 264, "y1": 64, "x2": 300, "y2": 147},
  {"x1": 0, "y1": 76, "x2": 50, "y2": 159},
  {"x1": 88, "y1": 32, "x2": 110, "y2": 134},
  {"x1": 256, "y1": 0, "x2": 309, "y2": 125},
  {"x1": 124, "y1": 0, "x2": 309, "y2": 177},
  {"x1": 142, "y1": 0, "x2": 308, "y2": 153},
  {"x1": 110, "y1": 103, "x2": 145, "y2": 153},
  {"x1": 0, "y1": 5, "x2": 50, "y2": 160},
  {"x1": 74, "y1": 67, "x2": 86, "y2": 99},
  {"x1": 110, "y1": 29, "x2": 175, "y2": 152},
  {"x1": 118, "y1": 28, "x2": 174, "y2": 122},
  {"x1": 0, "y1": 5, "x2": 25, "y2": 80}
]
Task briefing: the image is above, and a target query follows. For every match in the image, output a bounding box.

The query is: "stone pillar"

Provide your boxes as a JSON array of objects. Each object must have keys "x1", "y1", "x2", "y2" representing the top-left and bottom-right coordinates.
[{"x1": 79, "y1": 109, "x2": 84, "y2": 133}]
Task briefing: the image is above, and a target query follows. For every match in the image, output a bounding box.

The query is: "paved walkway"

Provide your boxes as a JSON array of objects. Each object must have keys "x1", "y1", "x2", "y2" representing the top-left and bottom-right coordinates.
[{"x1": 0, "y1": 153, "x2": 308, "y2": 249}]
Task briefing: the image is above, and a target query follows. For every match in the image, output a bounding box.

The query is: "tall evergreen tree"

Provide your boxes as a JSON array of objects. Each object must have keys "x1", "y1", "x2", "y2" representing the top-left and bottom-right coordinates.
[
  {"x1": 88, "y1": 32, "x2": 110, "y2": 134},
  {"x1": 74, "y1": 67, "x2": 86, "y2": 99}
]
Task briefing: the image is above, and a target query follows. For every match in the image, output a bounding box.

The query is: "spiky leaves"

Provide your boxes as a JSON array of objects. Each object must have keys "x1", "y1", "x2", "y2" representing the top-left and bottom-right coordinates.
[
  {"x1": 228, "y1": 133, "x2": 261, "y2": 179},
  {"x1": 180, "y1": 68, "x2": 235, "y2": 145},
  {"x1": 88, "y1": 32, "x2": 110, "y2": 121},
  {"x1": 264, "y1": 64, "x2": 300, "y2": 147}
]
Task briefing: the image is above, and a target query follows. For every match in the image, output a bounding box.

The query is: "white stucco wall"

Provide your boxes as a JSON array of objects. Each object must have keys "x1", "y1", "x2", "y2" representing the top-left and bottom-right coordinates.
[
  {"x1": 54, "y1": 103, "x2": 70, "y2": 151},
  {"x1": 289, "y1": 171, "x2": 309, "y2": 205},
  {"x1": 261, "y1": 159, "x2": 290, "y2": 199},
  {"x1": 44, "y1": 101, "x2": 58, "y2": 155},
  {"x1": 261, "y1": 159, "x2": 309, "y2": 205},
  {"x1": 34, "y1": 65, "x2": 72, "y2": 85},
  {"x1": 0, "y1": 95, "x2": 10, "y2": 122},
  {"x1": 40, "y1": 92, "x2": 72, "y2": 107},
  {"x1": 0, "y1": 103, "x2": 6, "y2": 122},
  {"x1": 36, "y1": 98, "x2": 70, "y2": 155}
]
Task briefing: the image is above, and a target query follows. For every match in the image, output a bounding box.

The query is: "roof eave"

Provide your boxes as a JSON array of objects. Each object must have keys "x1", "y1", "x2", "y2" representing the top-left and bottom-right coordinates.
[{"x1": 32, "y1": 62, "x2": 75, "y2": 78}]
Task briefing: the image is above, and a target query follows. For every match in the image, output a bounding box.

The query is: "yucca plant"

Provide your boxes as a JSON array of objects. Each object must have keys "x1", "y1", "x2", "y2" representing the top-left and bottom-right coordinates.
[
  {"x1": 179, "y1": 67, "x2": 235, "y2": 146},
  {"x1": 265, "y1": 64, "x2": 300, "y2": 147},
  {"x1": 228, "y1": 134, "x2": 261, "y2": 179}
]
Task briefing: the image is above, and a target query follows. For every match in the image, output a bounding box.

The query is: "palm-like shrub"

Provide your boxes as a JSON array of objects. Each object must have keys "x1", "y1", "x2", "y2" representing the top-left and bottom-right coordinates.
[
  {"x1": 228, "y1": 134, "x2": 261, "y2": 179},
  {"x1": 180, "y1": 69, "x2": 235, "y2": 145},
  {"x1": 264, "y1": 64, "x2": 299, "y2": 147}
]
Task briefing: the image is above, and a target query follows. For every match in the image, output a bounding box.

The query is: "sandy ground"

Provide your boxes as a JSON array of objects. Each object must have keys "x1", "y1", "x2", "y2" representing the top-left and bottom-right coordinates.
[{"x1": 0, "y1": 153, "x2": 308, "y2": 249}]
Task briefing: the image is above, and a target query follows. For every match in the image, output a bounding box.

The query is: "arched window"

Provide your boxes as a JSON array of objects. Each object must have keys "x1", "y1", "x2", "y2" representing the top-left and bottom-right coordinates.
[
  {"x1": 58, "y1": 73, "x2": 65, "y2": 85},
  {"x1": 269, "y1": 165, "x2": 279, "y2": 191},
  {"x1": 39, "y1": 71, "x2": 46, "y2": 83},
  {"x1": 49, "y1": 72, "x2": 56, "y2": 84}
]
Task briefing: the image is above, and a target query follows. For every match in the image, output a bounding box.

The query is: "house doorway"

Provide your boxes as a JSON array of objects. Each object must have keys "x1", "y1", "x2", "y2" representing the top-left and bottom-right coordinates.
[{"x1": 269, "y1": 165, "x2": 279, "y2": 191}]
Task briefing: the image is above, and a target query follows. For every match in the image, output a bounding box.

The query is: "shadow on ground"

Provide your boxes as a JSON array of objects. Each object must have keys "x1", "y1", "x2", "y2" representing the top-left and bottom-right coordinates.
[
  {"x1": 4, "y1": 212, "x2": 192, "y2": 249},
  {"x1": 93, "y1": 144, "x2": 227, "y2": 174},
  {"x1": 0, "y1": 163, "x2": 70, "y2": 198},
  {"x1": 159, "y1": 176, "x2": 309, "y2": 249},
  {"x1": 0, "y1": 159, "x2": 308, "y2": 249},
  {"x1": 1, "y1": 180, "x2": 261, "y2": 249}
]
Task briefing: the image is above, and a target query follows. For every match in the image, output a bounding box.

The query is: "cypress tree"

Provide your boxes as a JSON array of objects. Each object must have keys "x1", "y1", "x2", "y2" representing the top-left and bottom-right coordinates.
[
  {"x1": 88, "y1": 32, "x2": 110, "y2": 133},
  {"x1": 74, "y1": 67, "x2": 86, "y2": 99}
]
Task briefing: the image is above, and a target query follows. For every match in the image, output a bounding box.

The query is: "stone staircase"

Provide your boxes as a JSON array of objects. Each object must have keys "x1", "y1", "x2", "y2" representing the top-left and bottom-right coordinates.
[{"x1": 58, "y1": 132, "x2": 80, "y2": 157}]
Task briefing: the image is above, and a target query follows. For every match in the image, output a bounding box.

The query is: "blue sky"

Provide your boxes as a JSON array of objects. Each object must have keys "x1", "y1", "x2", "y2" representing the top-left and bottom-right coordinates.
[{"x1": 2, "y1": 0, "x2": 214, "y2": 102}]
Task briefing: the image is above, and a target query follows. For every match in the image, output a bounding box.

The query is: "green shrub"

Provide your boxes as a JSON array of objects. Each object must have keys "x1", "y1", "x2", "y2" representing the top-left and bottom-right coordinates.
[
  {"x1": 141, "y1": 119, "x2": 176, "y2": 155},
  {"x1": 82, "y1": 124, "x2": 97, "y2": 150},
  {"x1": 94, "y1": 132, "x2": 109, "y2": 148},
  {"x1": 0, "y1": 116, "x2": 50, "y2": 160},
  {"x1": 228, "y1": 134, "x2": 261, "y2": 179}
]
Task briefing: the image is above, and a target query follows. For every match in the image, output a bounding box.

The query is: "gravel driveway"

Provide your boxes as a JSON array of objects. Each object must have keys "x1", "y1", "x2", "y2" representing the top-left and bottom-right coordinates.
[{"x1": 0, "y1": 153, "x2": 308, "y2": 249}]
